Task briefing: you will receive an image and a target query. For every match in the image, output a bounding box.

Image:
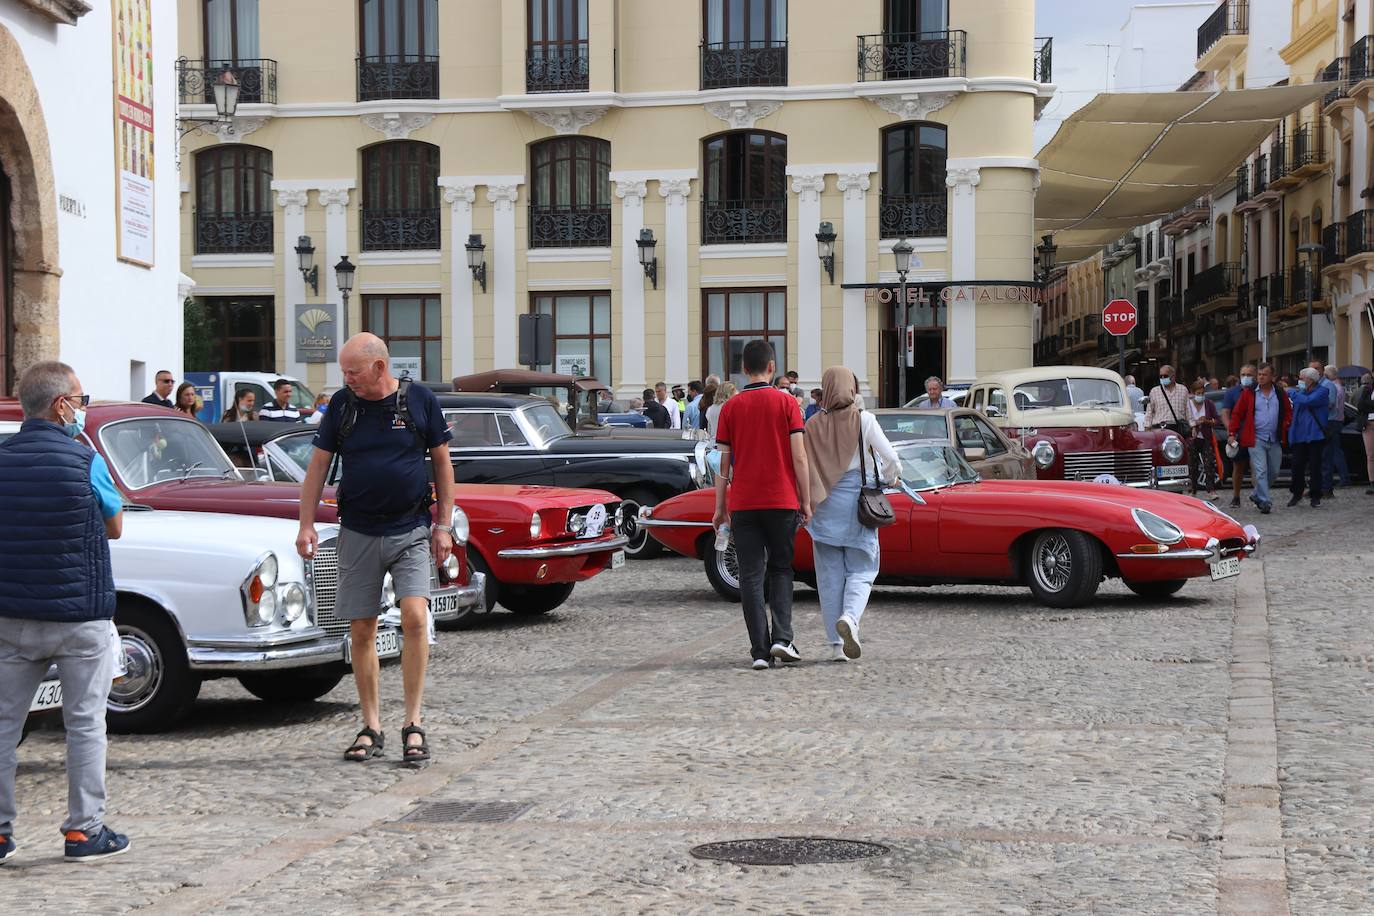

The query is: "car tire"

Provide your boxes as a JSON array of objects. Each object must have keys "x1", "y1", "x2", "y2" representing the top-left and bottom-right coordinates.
[
  {"x1": 438, "y1": 549, "x2": 497, "y2": 630},
  {"x1": 704, "y1": 541, "x2": 742, "y2": 602},
  {"x1": 109, "y1": 601, "x2": 200, "y2": 733},
  {"x1": 498, "y1": 582, "x2": 575, "y2": 616},
  {"x1": 1125, "y1": 578, "x2": 1188, "y2": 599},
  {"x1": 236, "y1": 670, "x2": 345, "y2": 704},
  {"x1": 619, "y1": 489, "x2": 664, "y2": 560},
  {"x1": 1025, "y1": 529, "x2": 1102, "y2": 608}
]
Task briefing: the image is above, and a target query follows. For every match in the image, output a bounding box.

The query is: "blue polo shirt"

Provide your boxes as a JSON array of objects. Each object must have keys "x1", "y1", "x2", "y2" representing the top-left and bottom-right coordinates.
[
  {"x1": 313, "y1": 383, "x2": 452, "y2": 535},
  {"x1": 90, "y1": 454, "x2": 122, "y2": 519},
  {"x1": 1253, "y1": 387, "x2": 1280, "y2": 443}
]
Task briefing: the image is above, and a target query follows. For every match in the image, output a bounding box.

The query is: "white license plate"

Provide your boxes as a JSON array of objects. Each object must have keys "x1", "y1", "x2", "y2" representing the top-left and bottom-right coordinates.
[
  {"x1": 432, "y1": 592, "x2": 461, "y2": 615},
  {"x1": 344, "y1": 627, "x2": 402, "y2": 664},
  {"x1": 1157, "y1": 465, "x2": 1189, "y2": 478},
  {"x1": 29, "y1": 679, "x2": 62, "y2": 713},
  {"x1": 1210, "y1": 557, "x2": 1241, "y2": 581},
  {"x1": 610, "y1": 550, "x2": 625, "y2": 570}
]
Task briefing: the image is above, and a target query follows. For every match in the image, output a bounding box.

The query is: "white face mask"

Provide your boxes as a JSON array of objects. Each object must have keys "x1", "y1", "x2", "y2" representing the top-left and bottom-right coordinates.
[{"x1": 1160, "y1": 376, "x2": 1173, "y2": 386}]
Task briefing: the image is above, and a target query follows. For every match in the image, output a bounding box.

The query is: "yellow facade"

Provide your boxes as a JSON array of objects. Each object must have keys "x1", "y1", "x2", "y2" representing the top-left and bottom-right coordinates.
[{"x1": 177, "y1": 0, "x2": 1051, "y2": 402}]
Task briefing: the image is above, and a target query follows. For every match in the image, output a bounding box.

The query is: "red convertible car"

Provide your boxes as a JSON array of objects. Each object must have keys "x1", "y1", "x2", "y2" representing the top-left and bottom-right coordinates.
[{"x1": 640, "y1": 440, "x2": 1259, "y2": 608}]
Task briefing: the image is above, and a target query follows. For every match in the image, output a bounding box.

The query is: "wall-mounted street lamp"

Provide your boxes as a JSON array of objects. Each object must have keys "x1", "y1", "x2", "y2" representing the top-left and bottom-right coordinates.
[
  {"x1": 465, "y1": 234, "x2": 488, "y2": 293},
  {"x1": 334, "y1": 254, "x2": 355, "y2": 339},
  {"x1": 892, "y1": 238, "x2": 914, "y2": 407},
  {"x1": 177, "y1": 69, "x2": 240, "y2": 139},
  {"x1": 294, "y1": 235, "x2": 319, "y2": 295},
  {"x1": 816, "y1": 221, "x2": 837, "y2": 284},
  {"x1": 1298, "y1": 241, "x2": 1323, "y2": 365},
  {"x1": 637, "y1": 228, "x2": 659, "y2": 289},
  {"x1": 1035, "y1": 232, "x2": 1058, "y2": 284}
]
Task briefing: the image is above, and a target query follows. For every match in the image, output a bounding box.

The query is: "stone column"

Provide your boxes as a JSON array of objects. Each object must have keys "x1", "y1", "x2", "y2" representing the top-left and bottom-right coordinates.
[
  {"x1": 946, "y1": 167, "x2": 981, "y2": 383},
  {"x1": 659, "y1": 177, "x2": 692, "y2": 385},
  {"x1": 486, "y1": 183, "x2": 522, "y2": 368},
  {"x1": 318, "y1": 186, "x2": 352, "y2": 387},
  {"x1": 615, "y1": 178, "x2": 649, "y2": 400},
  {"x1": 275, "y1": 188, "x2": 309, "y2": 380},
  {"x1": 439, "y1": 180, "x2": 477, "y2": 376},
  {"x1": 836, "y1": 170, "x2": 873, "y2": 395},
  {"x1": 789, "y1": 171, "x2": 826, "y2": 389}
]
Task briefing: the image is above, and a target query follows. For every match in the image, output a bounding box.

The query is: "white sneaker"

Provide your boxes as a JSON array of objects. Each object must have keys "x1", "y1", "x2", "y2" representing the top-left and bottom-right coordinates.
[
  {"x1": 830, "y1": 645, "x2": 848, "y2": 662},
  {"x1": 770, "y1": 642, "x2": 801, "y2": 664},
  {"x1": 836, "y1": 616, "x2": 862, "y2": 659},
  {"x1": 751, "y1": 658, "x2": 770, "y2": 670}
]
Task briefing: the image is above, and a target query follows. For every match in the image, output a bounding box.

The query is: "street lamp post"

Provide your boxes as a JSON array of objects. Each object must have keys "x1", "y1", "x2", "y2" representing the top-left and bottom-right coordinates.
[
  {"x1": 334, "y1": 254, "x2": 355, "y2": 341},
  {"x1": 1298, "y1": 242, "x2": 1323, "y2": 366},
  {"x1": 892, "y1": 239, "x2": 914, "y2": 406}
]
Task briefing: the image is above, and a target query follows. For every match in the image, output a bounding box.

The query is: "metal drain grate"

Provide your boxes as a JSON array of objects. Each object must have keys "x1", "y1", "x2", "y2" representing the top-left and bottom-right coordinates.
[
  {"x1": 395, "y1": 800, "x2": 533, "y2": 824},
  {"x1": 690, "y1": 836, "x2": 890, "y2": 865}
]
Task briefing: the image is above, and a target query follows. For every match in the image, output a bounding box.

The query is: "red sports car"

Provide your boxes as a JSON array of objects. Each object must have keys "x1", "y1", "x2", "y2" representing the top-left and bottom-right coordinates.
[{"x1": 640, "y1": 440, "x2": 1259, "y2": 608}]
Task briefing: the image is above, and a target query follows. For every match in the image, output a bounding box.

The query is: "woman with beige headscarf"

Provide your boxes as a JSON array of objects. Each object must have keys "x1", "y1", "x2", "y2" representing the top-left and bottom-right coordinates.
[{"x1": 803, "y1": 367, "x2": 900, "y2": 660}]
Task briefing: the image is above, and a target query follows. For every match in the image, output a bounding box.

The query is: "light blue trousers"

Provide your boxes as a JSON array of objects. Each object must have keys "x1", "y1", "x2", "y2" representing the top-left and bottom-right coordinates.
[
  {"x1": 1248, "y1": 439, "x2": 1283, "y2": 507},
  {"x1": 812, "y1": 541, "x2": 880, "y2": 645}
]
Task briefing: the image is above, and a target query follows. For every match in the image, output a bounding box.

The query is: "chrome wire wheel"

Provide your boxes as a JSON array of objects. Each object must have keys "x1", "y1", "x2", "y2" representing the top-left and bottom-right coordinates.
[
  {"x1": 1032, "y1": 532, "x2": 1073, "y2": 594},
  {"x1": 718, "y1": 541, "x2": 740, "y2": 591}
]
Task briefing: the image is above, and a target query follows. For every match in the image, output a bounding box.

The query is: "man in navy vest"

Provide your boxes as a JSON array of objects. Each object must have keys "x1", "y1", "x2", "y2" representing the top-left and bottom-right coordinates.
[{"x1": 0, "y1": 361, "x2": 130, "y2": 864}]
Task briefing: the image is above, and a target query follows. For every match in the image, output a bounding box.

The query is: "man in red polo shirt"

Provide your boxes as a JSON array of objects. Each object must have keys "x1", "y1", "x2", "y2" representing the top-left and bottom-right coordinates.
[{"x1": 713, "y1": 340, "x2": 812, "y2": 669}]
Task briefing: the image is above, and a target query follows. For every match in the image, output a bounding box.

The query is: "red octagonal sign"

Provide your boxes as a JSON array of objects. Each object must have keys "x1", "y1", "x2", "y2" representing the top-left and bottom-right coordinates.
[{"x1": 1102, "y1": 298, "x2": 1138, "y2": 336}]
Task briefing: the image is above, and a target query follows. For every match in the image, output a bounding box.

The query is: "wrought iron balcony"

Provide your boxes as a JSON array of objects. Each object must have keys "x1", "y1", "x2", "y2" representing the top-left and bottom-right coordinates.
[
  {"x1": 195, "y1": 212, "x2": 273, "y2": 254},
  {"x1": 1183, "y1": 262, "x2": 1240, "y2": 312},
  {"x1": 1286, "y1": 263, "x2": 1321, "y2": 304},
  {"x1": 700, "y1": 40, "x2": 787, "y2": 90},
  {"x1": 1252, "y1": 271, "x2": 1285, "y2": 314},
  {"x1": 1034, "y1": 37, "x2": 1053, "y2": 83},
  {"x1": 1269, "y1": 142, "x2": 1289, "y2": 183},
  {"x1": 879, "y1": 192, "x2": 947, "y2": 238},
  {"x1": 528, "y1": 203, "x2": 611, "y2": 248},
  {"x1": 1350, "y1": 35, "x2": 1372, "y2": 85},
  {"x1": 1235, "y1": 162, "x2": 1250, "y2": 204},
  {"x1": 1197, "y1": 0, "x2": 1248, "y2": 61},
  {"x1": 1345, "y1": 208, "x2": 1374, "y2": 259},
  {"x1": 1291, "y1": 122, "x2": 1327, "y2": 170},
  {"x1": 701, "y1": 198, "x2": 787, "y2": 245},
  {"x1": 1322, "y1": 221, "x2": 1347, "y2": 265},
  {"x1": 357, "y1": 54, "x2": 439, "y2": 101},
  {"x1": 1253, "y1": 153, "x2": 1269, "y2": 194},
  {"x1": 527, "y1": 42, "x2": 589, "y2": 93},
  {"x1": 1322, "y1": 58, "x2": 1350, "y2": 108},
  {"x1": 1235, "y1": 281, "x2": 1252, "y2": 320},
  {"x1": 856, "y1": 31, "x2": 967, "y2": 82},
  {"x1": 1157, "y1": 294, "x2": 1182, "y2": 329},
  {"x1": 177, "y1": 58, "x2": 276, "y2": 105},
  {"x1": 360, "y1": 207, "x2": 440, "y2": 251}
]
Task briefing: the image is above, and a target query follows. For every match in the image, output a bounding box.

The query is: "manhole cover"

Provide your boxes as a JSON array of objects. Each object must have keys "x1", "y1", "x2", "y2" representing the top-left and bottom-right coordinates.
[
  {"x1": 690, "y1": 836, "x2": 889, "y2": 865},
  {"x1": 394, "y1": 800, "x2": 532, "y2": 825}
]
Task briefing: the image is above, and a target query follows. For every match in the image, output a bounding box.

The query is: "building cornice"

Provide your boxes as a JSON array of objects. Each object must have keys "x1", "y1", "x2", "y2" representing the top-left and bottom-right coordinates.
[
  {"x1": 13, "y1": 0, "x2": 91, "y2": 25},
  {"x1": 1279, "y1": 4, "x2": 1337, "y2": 65}
]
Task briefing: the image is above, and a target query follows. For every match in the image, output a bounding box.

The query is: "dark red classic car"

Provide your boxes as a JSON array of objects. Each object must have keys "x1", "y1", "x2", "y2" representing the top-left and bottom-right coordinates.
[{"x1": 641, "y1": 440, "x2": 1259, "y2": 608}]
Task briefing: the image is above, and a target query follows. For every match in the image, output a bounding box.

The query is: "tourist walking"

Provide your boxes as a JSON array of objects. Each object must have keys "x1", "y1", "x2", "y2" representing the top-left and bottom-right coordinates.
[
  {"x1": 803, "y1": 367, "x2": 900, "y2": 661},
  {"x1": 713, "y1": 340, "x2": 812, "y2": 669},
  {"x1": 1287, "y1": 367, "x2": 1331, "y2": 508},
  {"x1": 1144, "y1": 365, "x2": 1190, "y2": 436},
  {"x1": 1228, "y1": 363, "x2": 1290, "y2": 514},
  {"x1": 1357, "y1": 373, "x2": 1374, "y2": 494},
  {"x1": 1320, "y1": 364, "x2": 1350, "y2": 496},
  {"x1": 0, "y1": 362, "x2": 130, "y2": 864},
  {"x1": 297, "y1": 333, "x2": 455, "y2": 764},
  {"x1": 641, "y1": 388, "x2": 670, "y2": 429},
  {"x1": 1220, "y1": 365, "x2": 1255, "y2": 508},
  {"x1": 1186, "y1": 379, "x2": 1220, "y2": 501}
]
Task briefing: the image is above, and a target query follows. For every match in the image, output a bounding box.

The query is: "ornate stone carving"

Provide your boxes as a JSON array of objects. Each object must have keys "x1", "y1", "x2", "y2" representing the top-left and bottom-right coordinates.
[
  {"x1": 945, "y1": 167, "x2": 981, "y2": 196},
  {"x1": 614, "y1": 179, "x2": 648, "y2": 207},
  {"x1": 360, "y1": 112, "x2": 434, "y2": 141},
  {"x1": 317, "y1": 188, "x2": 350, "y2": 215},
  {"x1": 15, "y1": 0, "x2": 91, "y2": 26},
  {"x1": 789, "y1": 173, "x2": 826, "y2": 204},
  {"x1": 176, "y1": 275, "x2": 197, "y2": 302},
  {"x1": 275, "y1": 189, "x2": 309, "y2": 217},
  {"x1": 526, "y1": 107, "x2": 609, "y2": 136},
  {"x1": 486, "y1": 185, "x2": 520, "y2": 212},
  {"x1": 704, "y1": 99, "x2": 782, "y2": 130},
  {"x1": 658, "y1": 178, "x2": 692, "y2": 206},
  {"x1": 442, "y1": 184, "x2": 477, "y2": 213},
  {"x1": 870, "y1": 91, "x2": 956, "y2": 122},
  {"x1": 836, "y1": 171, "x2": 872, "y2": 202},
  {"x1": 202, "y1": 116, "x2": 268, "y2": 143}
]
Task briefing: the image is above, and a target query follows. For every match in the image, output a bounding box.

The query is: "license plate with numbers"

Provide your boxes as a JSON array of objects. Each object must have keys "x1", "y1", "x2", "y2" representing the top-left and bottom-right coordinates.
[
  {"x1": 29, "y1": 679, "x2": 62, "y2": 713},
  {"x1": 1156, "y1": 465, "x2": 1189, "y2": 478},
  {"x1": 344, "y1": 627, "x2": 402, "y2": 664},
  {"x1": 610, "y1": 550, "x2": 625, "y2": 570},
  {"x1": 1210, "y1": 557, "x2": 1241, "y2": 581}
]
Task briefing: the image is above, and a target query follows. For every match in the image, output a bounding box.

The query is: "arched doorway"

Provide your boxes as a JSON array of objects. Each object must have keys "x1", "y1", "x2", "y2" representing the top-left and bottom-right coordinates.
[{"x1": 0, "y1": 23, "x2": 61, "y2": 395}]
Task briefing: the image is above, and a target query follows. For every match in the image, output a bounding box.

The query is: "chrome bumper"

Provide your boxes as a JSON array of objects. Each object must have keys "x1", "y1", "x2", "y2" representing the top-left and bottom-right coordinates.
[
  {"x1": 497, "y1": 535, "x2": 629, "y2": 559},
  {"x1": 433, "y1": 572, "x2": 485, "y2": 621},
  {"x1": 636, "y1": 507, "x2": 710, "y2": 529},
  {"x1": 1115, "y1": 526, "x2": 1261, "y2": 564},
  {"x1": 187, "y1": 635, "x2": 351, "y2": 671}
]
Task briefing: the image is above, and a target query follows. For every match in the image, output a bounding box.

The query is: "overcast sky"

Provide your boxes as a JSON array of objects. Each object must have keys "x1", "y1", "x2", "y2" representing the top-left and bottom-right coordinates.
[{"x1": 1034, "y1": 0, "x2": 1138, "y2": 151}]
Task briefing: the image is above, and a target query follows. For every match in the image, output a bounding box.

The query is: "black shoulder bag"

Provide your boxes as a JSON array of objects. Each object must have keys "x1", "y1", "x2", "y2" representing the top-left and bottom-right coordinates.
[
  {"x1": 857, "y1": 436, "x2": 896, "y2": 529},
  {"x1": 1160, "y1": 388, "x2": 1190, "y2": 438}
]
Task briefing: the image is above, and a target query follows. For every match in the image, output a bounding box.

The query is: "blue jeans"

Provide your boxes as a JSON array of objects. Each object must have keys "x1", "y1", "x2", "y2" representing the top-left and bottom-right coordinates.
[
  {"x1": 1322, "y1": 419, "x2": 1349, "y2": 489},
  {"x1": 1249, "y1": 439, "x2": 1283, "y2": 507},
  {"x1": 812, "y1": 541, "x2": 881, "y2": 644}
]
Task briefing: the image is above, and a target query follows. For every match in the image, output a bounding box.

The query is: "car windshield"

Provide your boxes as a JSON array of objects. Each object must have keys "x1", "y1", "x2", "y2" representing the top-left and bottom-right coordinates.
[
  {"x1": 99, "y1": 418, "x2": 238, "y2": 489},
  {"x1": 1012, "y1": 377, "x2": 1125, "y2": 410},
  {"x1": 275, "y1": 432, "x2": 316, "y2": 474},
  {"x1": 875, "y1": 413, "x2": 948, "y2": 440},
  {"x1": 520, "y1": 403, "x2": 572, "y2": 444},
  {"x1": 894, "y1": 442, "x2": 980, "y2": 490}
]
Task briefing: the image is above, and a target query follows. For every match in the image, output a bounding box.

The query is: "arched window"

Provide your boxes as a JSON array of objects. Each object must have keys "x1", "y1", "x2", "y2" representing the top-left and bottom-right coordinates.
[
  {"x1": 701, "y1": 131, "x2": 787, "y2": 244},
  {"x1": 361, "y1": 141, "x2": 440, "y2": 250},
  {"x1": 529, "y1": 136, "x2": 611, "y2": 247},
  {"x1": 879, "y1": 122, "x2": 947, "y2": 238},
  {"x1": 194, "y1": 145, "x2": 273, "y2": 253},
  {"x1": 358, "y1": 0, "x2": 439, "y2": 100}
]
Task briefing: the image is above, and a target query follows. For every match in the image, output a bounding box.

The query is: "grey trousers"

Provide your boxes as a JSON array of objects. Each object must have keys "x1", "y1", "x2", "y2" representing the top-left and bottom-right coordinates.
[{"x1": 0, "y1": 618, "x2": 113, "y2": 837}]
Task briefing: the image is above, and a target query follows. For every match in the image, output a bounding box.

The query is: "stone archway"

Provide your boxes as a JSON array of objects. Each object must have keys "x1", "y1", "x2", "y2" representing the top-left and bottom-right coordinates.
[{"x1": 0, "y1": 23, "x2": 61, "y2": 395}]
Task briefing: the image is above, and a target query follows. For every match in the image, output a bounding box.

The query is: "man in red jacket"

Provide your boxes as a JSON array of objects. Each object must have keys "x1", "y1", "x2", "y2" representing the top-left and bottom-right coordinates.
[{"x1": 1227, "y1": 363, "x2": 1291, "y2": 514}]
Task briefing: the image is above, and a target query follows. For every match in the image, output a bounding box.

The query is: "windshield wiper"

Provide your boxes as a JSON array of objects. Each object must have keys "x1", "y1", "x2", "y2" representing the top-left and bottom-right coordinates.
[{"x1": 177, "y1": 461, "x2": 205, "y2": 482}]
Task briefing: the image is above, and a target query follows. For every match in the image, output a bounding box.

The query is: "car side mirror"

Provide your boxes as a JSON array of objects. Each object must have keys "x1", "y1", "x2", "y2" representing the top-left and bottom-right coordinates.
[{"x1": 962, "y1": 446, "x2": 987, "y2": 460}]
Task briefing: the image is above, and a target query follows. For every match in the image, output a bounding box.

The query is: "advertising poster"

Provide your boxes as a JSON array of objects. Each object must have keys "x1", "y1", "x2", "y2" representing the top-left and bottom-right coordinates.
[
  {"x1": 113, "y1": 0, "x2": 155, "y2": 266},
  {"x1": 556, "y1": 354, "x2": 589, "y2": 377}
]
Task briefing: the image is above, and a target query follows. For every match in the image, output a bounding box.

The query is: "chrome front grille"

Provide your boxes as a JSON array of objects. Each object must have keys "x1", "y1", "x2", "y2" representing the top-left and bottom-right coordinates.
[
  {"x1": 1061, "y1": 449, "x2": 1155, "y2": 484},
  {"x1": 309, "y1": 539, "x2": 347, "y2": 639}
]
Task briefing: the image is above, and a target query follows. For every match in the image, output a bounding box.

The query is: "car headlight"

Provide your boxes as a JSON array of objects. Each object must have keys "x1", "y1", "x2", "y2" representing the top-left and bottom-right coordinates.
[
  {"x1": 257, "y1": 553, "x2": 278, "y2": 589},
  {"x1": 614, "y1": 503, "x2": 626, "y2": 532},
  {"x1": 241, "y1": 552, "x2": 281, "y2": 627},
  {"x1": 450, "y1": 506, "x2": 470, "y2": 546},
  {"x1": 530, "y1": 511, "x2": 543, "y2": 539},
  {"x1": 1032, "y1": 440, "x2": 1056, "y2": 469},
  {"x1": 440, "y1": 552, "x2": 460, "y2": 583},
  {"x1": 1132, "y1": 507, "x2": 1184, "y2": 545},
  {"x1": 255, "y1": 588, "x2": 277, "y2": 625},
  {"x1": 280, "y1": 583, "x2": 307, "y2": 623},
  {"x1": 1162, "y1": 435, "x2": 1185, "y2": 463},
  {"x1": 381, "y1": 572, "x2": 396, "y2": 609},
  {"x1": 567, "y1": 511, "x2": 586, "y2": 534}
]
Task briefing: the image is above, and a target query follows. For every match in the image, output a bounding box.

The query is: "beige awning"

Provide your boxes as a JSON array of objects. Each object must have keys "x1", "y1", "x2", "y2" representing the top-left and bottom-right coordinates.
[{"x1": 1036, "y1": 84, "x2": 1329, "y2": 262}]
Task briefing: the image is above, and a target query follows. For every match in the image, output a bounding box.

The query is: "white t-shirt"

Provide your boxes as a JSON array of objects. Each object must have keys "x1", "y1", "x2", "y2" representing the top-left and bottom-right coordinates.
[
  {"x1": 658, "y1": 396, "x2": 681, "y2": 429},
  {"x1": 845, "y1": 412, "x2": 901, "y2": 484}
]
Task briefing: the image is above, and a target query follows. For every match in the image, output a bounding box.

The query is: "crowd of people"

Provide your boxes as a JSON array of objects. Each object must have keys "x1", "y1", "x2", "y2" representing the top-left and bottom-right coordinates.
[{"x1": 139, "y1": 373, "x2": 330, "y2": 426}]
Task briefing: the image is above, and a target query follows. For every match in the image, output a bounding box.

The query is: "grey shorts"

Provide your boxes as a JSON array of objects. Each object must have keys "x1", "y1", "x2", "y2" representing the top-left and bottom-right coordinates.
[{"x1": 335, "y1": 524, "x2": 432, "y2": 620}]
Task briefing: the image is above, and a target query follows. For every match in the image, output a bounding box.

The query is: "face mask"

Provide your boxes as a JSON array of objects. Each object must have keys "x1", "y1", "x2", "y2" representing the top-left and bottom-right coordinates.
[
  {"x1": 1297, "y1": 379, "x2": 1309, "y2": 390},
  {"x1": 1160, "y1": 377, "x2": 1173, "y2": 386},
  {"x1": 62, "y1": 405, "x2": 86, "y2": 439},
  {"x1": 1192, "y1": 394, "x2": 1205, "y2": 403},
  {"x1": 1241, "y1": 376, "x2": 1255, "y2": 387}
]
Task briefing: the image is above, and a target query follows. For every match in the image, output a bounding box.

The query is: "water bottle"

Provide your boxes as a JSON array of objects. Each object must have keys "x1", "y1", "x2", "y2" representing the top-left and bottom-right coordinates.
[{"x1": 715, "y1": 523, "x2": 731, "y2": 552}]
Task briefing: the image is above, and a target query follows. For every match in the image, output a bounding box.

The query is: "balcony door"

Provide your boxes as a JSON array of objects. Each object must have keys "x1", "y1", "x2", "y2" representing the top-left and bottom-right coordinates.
[
  {"x1": 879, "y1": 0, "x2": 953, "y2": 80},
  {"x1": 884, "y1": 0, "x2": 946, "y2": 35},
  {"x1": 361, "y1": 141, "x2": 441, "y2": 250},
  {"x1": 528, "y1": 0, "x2": 589, "y2": 92},
  {"x1": 702, "y1": 131, "x2": 787, "y2": 245},
  {"x1": 204, "y1": 0, "x2": 259, "y2": 62},
  {"x1": 358, "y1": 0, "x2": 439, "y2": 100},
  {"x1": 702, "y1": 0, "x2": 787, "y2": 88},
  {"x1": 880, "y1": 122, "x2": 947, "y2": 238},
  {"x1": 529, "y1": 137, "x2": 611, "y2": 248},
  {"x1": 704, "y1": 0, "x2": 786, "y2": 45}
]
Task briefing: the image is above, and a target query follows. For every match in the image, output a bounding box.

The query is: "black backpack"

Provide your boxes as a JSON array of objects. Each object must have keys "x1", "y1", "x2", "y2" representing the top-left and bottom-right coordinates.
[{"x1": 335, "y1": 376, "x2": 426, "y2": 451}]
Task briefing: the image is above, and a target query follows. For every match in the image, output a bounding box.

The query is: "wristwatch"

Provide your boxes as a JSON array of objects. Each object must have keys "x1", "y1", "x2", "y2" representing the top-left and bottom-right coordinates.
[{"x1": 433, "y1": 524, "x2": 454, "y2": 535}]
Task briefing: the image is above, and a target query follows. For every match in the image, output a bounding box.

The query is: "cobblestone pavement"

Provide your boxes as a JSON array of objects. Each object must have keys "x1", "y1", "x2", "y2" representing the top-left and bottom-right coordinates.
[{"x1": 5, "y1": 489, "x2": 1372, "y2": 913}]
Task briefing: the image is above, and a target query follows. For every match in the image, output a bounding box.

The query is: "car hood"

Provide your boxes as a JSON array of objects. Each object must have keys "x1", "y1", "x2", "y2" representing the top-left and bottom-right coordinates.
[
  {"x1": 1011, "y1": 406, "x2": 1135, "y2": 428},
  {"x1": 454, "y1": 483, "x2": 619, "y2": 508},
  {"x1": 132, "y1": 479, "x2": 340, "y2": 523},
  {"x1": 964, "y1": 479, "x2": 1234, "y2": 530},
  {"x1": 115, "y1": 509, "x2": 335, "y2": 581}
]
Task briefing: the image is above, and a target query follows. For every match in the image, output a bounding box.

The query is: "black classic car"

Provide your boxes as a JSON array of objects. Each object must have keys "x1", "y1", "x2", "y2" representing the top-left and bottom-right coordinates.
[{"x1": 436, "y1": 393, "x2": 709, "y2": 557}]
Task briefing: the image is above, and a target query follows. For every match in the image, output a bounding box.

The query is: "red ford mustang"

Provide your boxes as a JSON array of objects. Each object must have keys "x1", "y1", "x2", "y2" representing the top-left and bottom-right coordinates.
[{"x1": 640, "y1": 440, "x2": 1259, "y2": 608}]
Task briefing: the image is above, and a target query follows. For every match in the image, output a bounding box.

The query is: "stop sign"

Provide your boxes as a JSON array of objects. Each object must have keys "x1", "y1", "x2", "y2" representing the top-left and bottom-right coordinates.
[{"x1": 1102, "y1": 298, "x2": 1138, "y2": 336}]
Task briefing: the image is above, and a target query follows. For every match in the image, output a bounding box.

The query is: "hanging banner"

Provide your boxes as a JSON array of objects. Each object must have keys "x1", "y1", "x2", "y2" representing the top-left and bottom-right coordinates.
[{"x1": 113, "y1": 0, "x2": 155, "y2": 266}]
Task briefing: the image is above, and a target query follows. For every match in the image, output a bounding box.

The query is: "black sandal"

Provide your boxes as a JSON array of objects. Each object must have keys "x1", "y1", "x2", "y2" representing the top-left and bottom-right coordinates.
[
  {"x1": 400, "y1": 723, "x2": 430, "y2": 765},
  {"x1": 344, "y1": 726, "x2": 384, "y2": 762}
]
